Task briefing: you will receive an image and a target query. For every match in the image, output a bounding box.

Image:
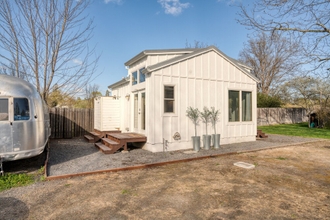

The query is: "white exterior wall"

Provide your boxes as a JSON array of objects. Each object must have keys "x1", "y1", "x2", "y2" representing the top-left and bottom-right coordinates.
[
  {"x1": 111, "y1": 82, "x2": 131, "y2": 132},
  {"x1": 94, "y1": 98, "x2": 101, "y2": 130},
  {"x1": 94, "y1": 97, "x2": 120, "y2": 131},
  {"x1": 144, "y1": 50, "x2": 257, "y2": 152},
  {"x1": 147, "y1": 54, "x2": 181, "y2": 66}
]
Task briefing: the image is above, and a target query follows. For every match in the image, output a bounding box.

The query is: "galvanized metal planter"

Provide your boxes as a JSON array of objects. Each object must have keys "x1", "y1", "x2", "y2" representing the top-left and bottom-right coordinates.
[
  {"x1": 203, "y1": 135, "x2": 211, "y2": 150},
  {"x1": 192, "y1": 136, "x2": 200, "y2": 151},
  {"x1": 212, "y1": 134, "x2": 221, "y2": 149}
]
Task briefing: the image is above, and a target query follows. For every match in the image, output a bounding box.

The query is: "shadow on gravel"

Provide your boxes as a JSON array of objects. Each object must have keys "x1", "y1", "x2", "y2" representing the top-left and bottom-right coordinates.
[
  {"x1": 48, "y1": 138, "x2": 102, "y2": 166},
  {"x1": 2, "y1": 150, "x2": 46, "y2": 174},
  {"x1": 0, "y1": 197, "x2": 29, "y2": 220}
]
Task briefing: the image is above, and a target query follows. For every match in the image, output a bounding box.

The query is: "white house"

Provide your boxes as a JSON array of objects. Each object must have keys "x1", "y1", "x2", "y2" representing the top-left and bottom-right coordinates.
[{"x1": 107, "y1": 46, "x2": 259, "y2": 152}]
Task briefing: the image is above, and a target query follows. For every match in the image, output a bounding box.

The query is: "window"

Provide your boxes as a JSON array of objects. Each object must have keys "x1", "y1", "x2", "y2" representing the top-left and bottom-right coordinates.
[
  {"x1": 0, "y1": 98, "x2": 9, "y2": 121},
  {"x1": 229, "y1": 91, "x2": 240, "y2": 122},
  {"x1": 164, "y1": 86, "x2": 174, "y2": 113},
  {"x1": 139, "y1": 68, "x2": 145, "y2": 83},
  {"x1": 242, "y1": 91, "x2": 252, "y2": 121},
  {"x1": 134, "y1": 94, "x2": 138, "y2": 128},
  {"x1": 14, "y1": 98, "x2": 30, "y2": 121},
  {"x1": 132, "y1": 71, "x2": 137, "y2": 85},
  {"x1": 228, "y1": 90, "x2": 252, "y2": 122},
  {"x1": 141, "y1": 93, "x2": 145, "y2": 130}
]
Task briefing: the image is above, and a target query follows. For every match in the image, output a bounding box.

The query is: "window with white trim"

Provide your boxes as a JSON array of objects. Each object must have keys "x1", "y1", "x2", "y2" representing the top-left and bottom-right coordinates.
[
  {"x1": 164, "y1": 86, "x2": 174, "y2": 113},
  {"x1": 229, "y1": 90, "x2": 240, "y2": 122},
  {"x1": 132, "y1": 71, "x2": 137, "y2": 85},
  {"x1": 228, "y1": 90, "x2": 252, "y2": 122},
  {"x1": 242, "y1": 91, "x2": 252, "y2": 121},
  {"x1": 139, "y1": 67, "x2": 145, "y2": 83}
]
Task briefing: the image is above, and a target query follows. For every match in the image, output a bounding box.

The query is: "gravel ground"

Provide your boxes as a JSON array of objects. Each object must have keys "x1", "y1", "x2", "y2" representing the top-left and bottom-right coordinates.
[
  {"x1": 47, "y1": 134, "x2": 319, "y2": 177},
  {"x1": 2, "y1": 136, "x2": 329, "y2": 219}
]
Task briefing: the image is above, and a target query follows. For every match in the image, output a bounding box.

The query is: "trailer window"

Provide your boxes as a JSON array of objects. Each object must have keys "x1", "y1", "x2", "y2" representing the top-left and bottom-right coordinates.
[
  {"x1": 0, "y1": 98, "x2": 9, "y2": 121},
  {"x1": 14, "y1": 98, "x2": 30, "y2": 120}
]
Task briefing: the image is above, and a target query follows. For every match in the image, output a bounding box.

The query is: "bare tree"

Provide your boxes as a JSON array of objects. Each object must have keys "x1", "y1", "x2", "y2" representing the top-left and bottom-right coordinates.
[
  {"x1": 239, "y1": 32, "x2": 300, "y2": 94},
  {"x1": 84, "y1": 84, "x2": 102, "y2": 109},
  {"x1": 283, "y1": 76, "x2": 320, "y2": 126},
  {"x1": 185, "y1": 40, "x2": 210, "y2": 49},
  {"x1": 0, "y1": 0, "x2": 100, "y2": 103},
  {"x1": 279, "y1": 75, "x2": 330, "y2": 127},
  {"x1": 238, "y1": 0, "x2": 330, "y2": 74}
]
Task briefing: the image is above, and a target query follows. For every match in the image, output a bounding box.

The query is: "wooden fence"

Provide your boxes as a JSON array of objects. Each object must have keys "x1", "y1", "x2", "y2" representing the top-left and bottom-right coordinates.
[
  {"x1": 49, "y1": 107, "x2": 308, "y2": 138},
  {"x1": 257, "y1": 108, "x2": 307, "y2": 126},
  {"x1": 49, "y1": 108, "x2": 94, "y2": 139}
]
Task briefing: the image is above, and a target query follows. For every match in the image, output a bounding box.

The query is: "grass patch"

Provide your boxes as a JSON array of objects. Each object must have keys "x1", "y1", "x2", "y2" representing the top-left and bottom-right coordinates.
[
  {"x1": 276, "y1": 156, "x2": 287, "y2": 160},
  {"x1": 0, "y1": 166, "x2": 45, "y2": 192},
  {"x1": 121, "y1": 189, "x2": 130, "y2": 195},
  {"x1": 258, "y1": 122, "x2": 330, "y2": 139},
  {"x1": 0, "y1": 173, "x2": 34, "y2": 192}
]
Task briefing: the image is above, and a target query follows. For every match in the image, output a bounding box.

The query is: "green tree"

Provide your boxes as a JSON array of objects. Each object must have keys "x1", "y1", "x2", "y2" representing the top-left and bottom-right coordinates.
[
  {"x1": 47, "y1": 85, "x2": 76, "y2": 108},
  {"x1": 257, "y1": 93, "x2": 282, "y2": 108}
]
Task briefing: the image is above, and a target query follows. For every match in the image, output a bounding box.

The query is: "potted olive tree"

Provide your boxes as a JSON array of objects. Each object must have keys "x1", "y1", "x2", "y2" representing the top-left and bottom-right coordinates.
[
  {"x1": 200, "y1": 107, "x2": 211, "y2": 150},
  {"x1": 186, "y1": 107, "x2": 200, "y2": 151},
  {"x1": 210, "y1": 107, "x2": 221, "y2": 149}
]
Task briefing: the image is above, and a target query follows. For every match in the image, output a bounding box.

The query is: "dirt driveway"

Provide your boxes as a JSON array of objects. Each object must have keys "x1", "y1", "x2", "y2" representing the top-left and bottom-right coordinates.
[{"x1": 1, "y1": 140, "x2": 330, "y2": 220}]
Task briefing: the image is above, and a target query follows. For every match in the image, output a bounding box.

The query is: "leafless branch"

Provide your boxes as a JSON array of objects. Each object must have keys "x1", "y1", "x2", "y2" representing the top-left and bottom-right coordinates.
[{"x1": 0, "y1": 0, "x2": 100, "y2": 103}]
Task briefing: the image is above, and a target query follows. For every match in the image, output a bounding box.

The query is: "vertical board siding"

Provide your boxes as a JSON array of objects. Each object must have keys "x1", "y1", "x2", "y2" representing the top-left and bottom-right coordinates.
[
  {"x1": 94, "y1": 98, "x2": 101, "y2": 130},
  {"x1": 101, "y1": 98, "x2": 120, "y2": 131},
  {"x1": 150, "y1": 50, "x2": 258, "y2": 145},
  {"x1": 49, "y1": 108, "x2": 94, "y2": 139}
]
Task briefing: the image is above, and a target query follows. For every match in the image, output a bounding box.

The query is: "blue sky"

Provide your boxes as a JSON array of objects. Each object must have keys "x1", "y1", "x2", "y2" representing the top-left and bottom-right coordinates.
[{"x1": 87, "y1": 0, "x2": 250, "y2": 95}]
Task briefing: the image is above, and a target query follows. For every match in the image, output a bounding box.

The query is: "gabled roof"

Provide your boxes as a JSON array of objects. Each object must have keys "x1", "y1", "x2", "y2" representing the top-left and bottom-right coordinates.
[
  {"x1": 110, "y1": 46, "x2": 259, "y2": 89},
  {"x1": 124, "y1": 48, "x2": 200, "y2": 67},
  {"x1": 108, "y1": 77, "x2": 129, "y2": 89},
  {"x1": 143, "y1": 46, "x2": 259, "y2": 82}
]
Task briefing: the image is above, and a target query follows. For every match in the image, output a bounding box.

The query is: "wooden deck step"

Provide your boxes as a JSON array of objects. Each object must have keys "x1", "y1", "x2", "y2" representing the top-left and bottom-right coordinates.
[
  {"x1": 84, "y1": 131, "x2": 104, "y2": 143},
  {"x1": 102, "y1": 138, "x2": 120, "y2": 146},
  {"x1": 95, "y1": 132, "x2": 147, "y2": 154},
  {"x1": 257, "y1": 130, "x2": 268, "y2": 138},
  {"x1": 84, "y1": 135, "x2": 94, "y2": 143},
  {"x1": 95, "y1": 142, "x2": 113, "y2": 154}
]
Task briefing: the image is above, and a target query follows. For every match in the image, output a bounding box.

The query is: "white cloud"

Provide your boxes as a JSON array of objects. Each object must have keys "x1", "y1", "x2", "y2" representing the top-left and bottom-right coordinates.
[
  {"x1": 158, "y1": 0, "x2": 191, "y2": 16},
  {"x1": 104, "y1": 0, "x2": 122, "y2": 4},
  {"x1": 72, "y1": 59, "x2": 83, "y2": 65},
  {"x1": 217, "y1": 0, "x2": 241, "y2": 6}
]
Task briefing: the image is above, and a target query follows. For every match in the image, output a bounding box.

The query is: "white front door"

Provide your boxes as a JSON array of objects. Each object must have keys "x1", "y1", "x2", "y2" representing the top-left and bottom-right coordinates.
[{"x1": 133, "y1": 91, "x2": 146, "y2": 134}]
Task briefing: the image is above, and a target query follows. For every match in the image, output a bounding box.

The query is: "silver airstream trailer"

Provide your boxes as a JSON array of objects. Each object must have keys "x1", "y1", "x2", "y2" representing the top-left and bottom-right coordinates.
[{"x1": 0, "y1": 74, "x2": 51, "y2": 168}]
